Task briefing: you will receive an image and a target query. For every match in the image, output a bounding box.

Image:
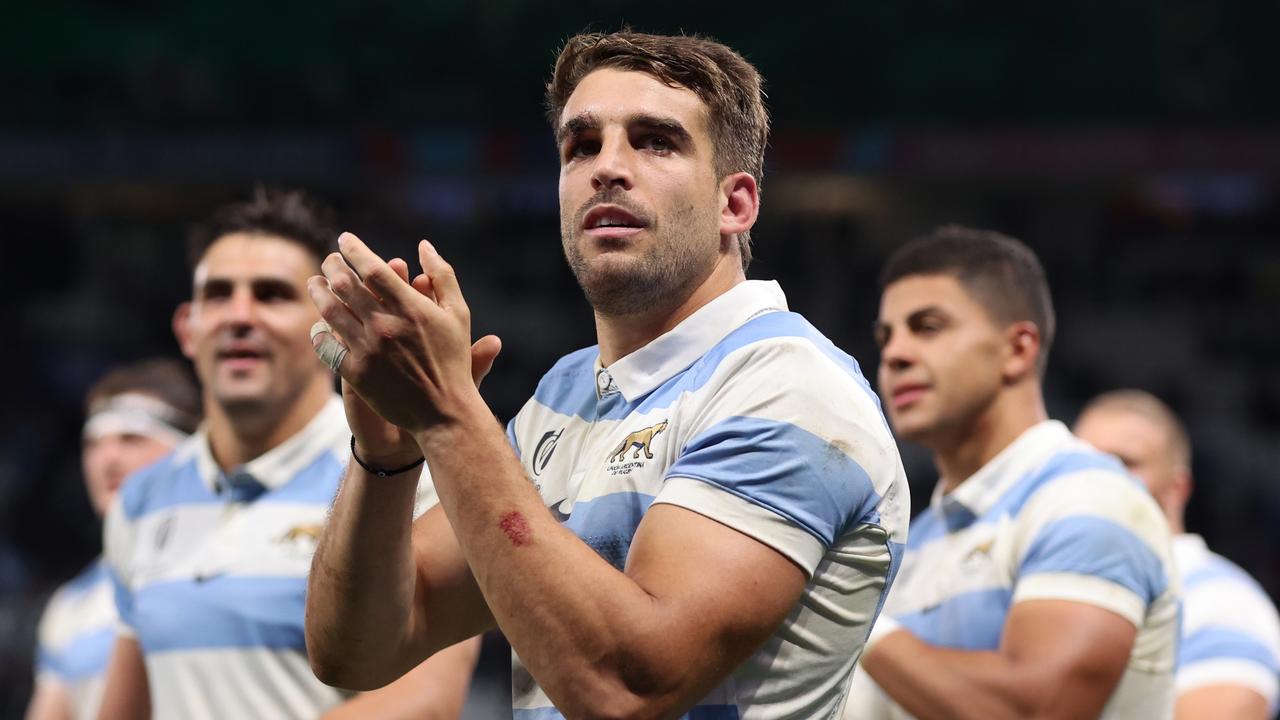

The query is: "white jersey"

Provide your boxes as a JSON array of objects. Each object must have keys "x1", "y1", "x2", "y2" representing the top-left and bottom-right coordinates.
[
  {"x1": 844, "y1": 421, "x2": 1178, "y2": 719},
  {"x1": 104, "y1": 396, "x2": 436, "y2": 720},
  {"x1": 505, "y1": 280, "x2": 910, "y2": 719},
  {"x1": 1174, "y1": 533, "x2": 1280, "y2": 712},
  {"x1": 34, "y1": 558, "x2": 116, "y2": 719}
]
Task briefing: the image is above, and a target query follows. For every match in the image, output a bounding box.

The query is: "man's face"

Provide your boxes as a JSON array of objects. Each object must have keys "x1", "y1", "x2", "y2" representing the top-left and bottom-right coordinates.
[
  {"x1": 82, "y1": 430, "x2": 176, "y2": 516},
  {"x1": 177, "y1": 233, "x2": 326, "y2": 416},
  {"x1": 1074, "y1": 407, "x2": 1179, "y2": 497},
  {"x1": 875, "y1": 274, "x2": 1008, "y2": 446},
  {"x1": 556, "y1": 68, "x2": 723, "y2": 315}
]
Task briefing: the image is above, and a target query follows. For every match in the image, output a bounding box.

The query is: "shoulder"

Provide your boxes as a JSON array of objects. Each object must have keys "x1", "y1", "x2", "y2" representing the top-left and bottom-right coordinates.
[
  {"x1": 523, "y1": 345, "x2": 599, "y2": 419},
  {"x1": 116, "y1": 441, "x2": 197, "y2": 522}
]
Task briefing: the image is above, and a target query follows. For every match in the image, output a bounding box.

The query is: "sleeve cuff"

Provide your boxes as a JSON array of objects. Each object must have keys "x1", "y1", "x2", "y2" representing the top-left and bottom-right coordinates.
[
  {"x1": 654, "y1": 475, "x2": 826, "y2": 576},
  {"x1": 1014, "y1": 572, "x2": 1146, "y2": 628}
]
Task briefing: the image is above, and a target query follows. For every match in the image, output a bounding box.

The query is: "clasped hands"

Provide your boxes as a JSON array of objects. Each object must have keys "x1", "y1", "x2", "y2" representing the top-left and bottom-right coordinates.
[{"x1": 307, "y1": 232, "x2": 501, "y2": 465}]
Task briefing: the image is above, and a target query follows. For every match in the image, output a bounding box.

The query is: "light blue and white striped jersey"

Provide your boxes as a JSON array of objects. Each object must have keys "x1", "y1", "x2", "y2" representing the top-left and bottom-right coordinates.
[
  {"x1": 844, "y1": 420, "x2": 1178, "y2": 719},
  {"x1": 505, "y1": 280, "x2": 909, "y2": 719},
  {"x1": 104, "y1": 396, "x2": 437, "y2": 720},
  {"x1": 1174, "y1": 533, "x2": 1280, "y2": 712},
  {"x1": 35, "y1": 558, "x2": 116, "y2": 719}
]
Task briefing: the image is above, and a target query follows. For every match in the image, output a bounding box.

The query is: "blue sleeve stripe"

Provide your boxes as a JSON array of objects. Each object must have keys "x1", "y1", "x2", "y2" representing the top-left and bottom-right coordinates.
[
  {"x1": 898, "y1": 586, "x2": 1013, "y2": 651},
  {"x1": 133, "y1": 576, "x2": 308, "y2": 653},
  {"x1": 1180, "y1": 627, "x2": 1280, "y2": 670},
  {"x1": 39, "y1": 627, "x2": 115, "y2": 681},
  {"x1": 1019, "y1": 515, "x2": 1168, "y2": 604},
  {"x1": 665, "y1": 415, "x2": 881, "y2": 547}
]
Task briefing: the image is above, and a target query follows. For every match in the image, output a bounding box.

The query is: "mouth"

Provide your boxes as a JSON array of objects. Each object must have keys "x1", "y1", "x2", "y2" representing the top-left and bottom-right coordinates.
[
  {"x1": 217, "y1": 345, "x2": 269, "y2": 370},
  {"x1": 582, "y1": 204, "x2": 648, "y2": 240},
  {"x1": 890, "y1": 383, "x2": 930, "y2": 410}
]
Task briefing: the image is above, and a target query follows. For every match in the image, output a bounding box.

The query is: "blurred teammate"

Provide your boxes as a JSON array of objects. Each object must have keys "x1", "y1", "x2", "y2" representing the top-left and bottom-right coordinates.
[
  {"x1": 844, "y1": 226, "x2": 1178, "y2": 719},
  {"x1": 1076, "y1": 389, "x2": 1280, "y2": 719},
  {"x1": 303, "y1": 31, "x2": 908, "y2": 718},
  {"x1": 26, "y1": 359, "x2": 199, "y2": 720},
  {"x1": 98, "y1": 189, "x2": 477, "y2": 720}
]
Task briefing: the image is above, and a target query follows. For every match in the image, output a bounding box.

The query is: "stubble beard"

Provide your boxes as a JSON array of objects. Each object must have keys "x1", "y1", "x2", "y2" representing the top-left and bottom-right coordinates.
[{"x1": 561, "y1": 195, "x2": 720, "y2": 319}]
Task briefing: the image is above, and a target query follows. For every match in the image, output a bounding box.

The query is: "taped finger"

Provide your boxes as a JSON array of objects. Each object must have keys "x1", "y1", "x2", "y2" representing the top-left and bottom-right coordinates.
[{"x1": 310, "y1": 320, "x2": 351, "y2": 374}]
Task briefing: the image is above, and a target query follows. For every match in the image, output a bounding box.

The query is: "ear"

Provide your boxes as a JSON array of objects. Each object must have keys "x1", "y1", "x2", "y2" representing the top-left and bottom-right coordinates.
[
  {"x1": 173, "y1": 302, "x2": 195, "y2": 360},
  {"x1": 719, "y1": 171, "x2": 759, "y2": 241},
  {"x1": 1170, "y1": 467, "x2": 1193, "y2": 508},
  {"x1": 1001, "y1": 321, "x2": 1042, "y2": 383}
]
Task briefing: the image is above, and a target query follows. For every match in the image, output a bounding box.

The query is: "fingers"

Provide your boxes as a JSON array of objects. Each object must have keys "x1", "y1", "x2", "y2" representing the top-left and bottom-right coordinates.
[
  {"x1": 321, "y1": 252, "x2": 383, "y2": 321},
  {"x1": 388, "y1": 258, "x2": 410, "y2": 284},
  {"x1": 310, "y1": 320, "x2": 350, "y2": 374},
  {"x1": 337, "y1": 232, "x2": 418, "y2": 311},
  {"x1": 307, "y1": 276, "x2": 364, "y2": 353},
  {"x1": 470, "y1": 334, "x2": 502, "y2": 388},
  {"x1": 417, "y1": 240, "x2": 465, "y2": 311}
]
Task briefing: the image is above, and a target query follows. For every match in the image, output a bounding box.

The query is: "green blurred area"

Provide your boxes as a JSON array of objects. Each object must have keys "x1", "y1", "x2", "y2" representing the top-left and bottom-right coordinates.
[{"x1": 4, "y1": 1, "x2": 1279, "y2": 130}]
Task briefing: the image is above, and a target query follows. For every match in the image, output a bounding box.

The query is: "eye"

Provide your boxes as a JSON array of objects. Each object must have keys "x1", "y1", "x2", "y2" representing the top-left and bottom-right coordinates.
[
  {"x1": 640, "y1": 134, "x2": 672, "y2": 153},
  {"x1": 568, "y1": 139, "x2": 600, "y2": 160}
]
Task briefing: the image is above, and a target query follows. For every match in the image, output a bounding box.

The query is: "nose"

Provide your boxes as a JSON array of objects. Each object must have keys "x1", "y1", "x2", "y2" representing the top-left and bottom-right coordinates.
[
  {"x1": 590, "y1": 131, "x2": 634, "y2": 192},
  {"x1": 227, "y1": 286, "x2": 257, "y2": 327},
  {"x1": 879, "y1": 329, "x2": 915, "y2": 374}
]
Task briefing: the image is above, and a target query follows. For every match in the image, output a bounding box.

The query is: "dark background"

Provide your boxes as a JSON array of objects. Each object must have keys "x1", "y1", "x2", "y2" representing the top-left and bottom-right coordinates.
[{"x1": 4, "y1": 1, "x2": 1280, "y2": 716}]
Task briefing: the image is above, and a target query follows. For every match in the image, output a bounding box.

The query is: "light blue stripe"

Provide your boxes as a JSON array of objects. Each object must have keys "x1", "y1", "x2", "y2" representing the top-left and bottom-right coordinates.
[
  {"x1": 1019, "y1": 515, "x2": 1168, "y2": 604},
  {"x1": 41, "y1": 626, "x2": 115, "y2": 681},
  {"x1": 133, "y1": 576, "x2": 307, "y2": 653},
  {"x1": 263, "y1": 452, "x2": 343, "y2": 505},
  {"x1": 62, "y1": 558, "x2": 109, "y2": 595},
  {"x1": 1180, "y1": 626, "x2": 1280, "y2": 670},
  {"x1": 514, "y1": 705, "x2": 740, "y2": 719},
  {"x1": 559, "y1": 492, "x2": 656, "y2": 571},
  {"x1": 531, "y1": 313, "x2": 880, "y2": 424},
  {"x1": 667, "y1": 416, "x2": 881, "y2": 547},
  {"x1": 910, "y1": 449, "x2": 1130, "y2": 551},
  {"x1": 980, "y1": 450, "x2": 1126, "y2": 523},
  {"x1": 1184, "y1": 554, "x2": 1258, "y2": 591},
  {"x1": 120, "y1": 456, "x2": 218, "y2": 521},
  {"x1": 899, "y1": 587, "x2": 1012, "y2": 650}
]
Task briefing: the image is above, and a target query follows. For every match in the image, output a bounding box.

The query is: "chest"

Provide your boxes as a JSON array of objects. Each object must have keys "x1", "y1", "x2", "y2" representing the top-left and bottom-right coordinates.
[{"x1": 522, "y1": 403, "x2": 684, "y2": 569}]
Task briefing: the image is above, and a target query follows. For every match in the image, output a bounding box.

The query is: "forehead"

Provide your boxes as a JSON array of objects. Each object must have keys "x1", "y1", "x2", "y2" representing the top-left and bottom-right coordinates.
[
  {"x1": 560, "y1": 68, "x2": 709, "y2": 135},
  {"x1": 879, "y1": 273, "x2": 992, "y2": 322},
  {"x1": 1077, "y1": 407, "x2": 1167, "y2": 453},
  {"x1": 194, "y1": 232, "x2": 318, "y2": 284}
]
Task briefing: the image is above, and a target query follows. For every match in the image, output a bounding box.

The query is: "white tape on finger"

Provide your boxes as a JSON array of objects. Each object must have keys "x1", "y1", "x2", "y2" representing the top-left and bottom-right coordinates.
[{"x1": 310, "y1": 321, "x2": 350, "y2": 373}]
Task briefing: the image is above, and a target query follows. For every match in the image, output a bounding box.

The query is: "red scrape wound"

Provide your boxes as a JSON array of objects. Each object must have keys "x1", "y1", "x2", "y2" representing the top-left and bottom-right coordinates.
[{"x1": 498, "y1": 511, "x2": 533, "y2": 547}]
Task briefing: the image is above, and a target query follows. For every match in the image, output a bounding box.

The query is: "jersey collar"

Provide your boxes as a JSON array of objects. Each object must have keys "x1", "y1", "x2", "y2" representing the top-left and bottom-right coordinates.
[
  {"x1": 603, "y1": 280, "x2": 788, "y2": 402},
  {"x1": 931, "y1": 419, "x2": 1073, "y2": 523},
  {"x1": 187, "y1": 395, "x2": 347, "y2": 496}
]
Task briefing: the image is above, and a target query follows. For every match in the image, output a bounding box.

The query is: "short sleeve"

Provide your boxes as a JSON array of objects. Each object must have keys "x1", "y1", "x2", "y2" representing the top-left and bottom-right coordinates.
[
  {"x1": 102, "y1": 497, "x2": 138, "y2": 634},
  {"x1": 653, "y1": 338, "x2": 899, "y2": 576},
  {"x1": 1010, "y1": 469, "x2": 1172, "y2": 627}
]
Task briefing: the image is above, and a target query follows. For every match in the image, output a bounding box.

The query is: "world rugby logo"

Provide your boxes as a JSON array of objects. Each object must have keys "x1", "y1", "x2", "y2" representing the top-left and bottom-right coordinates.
[{"x1": 532, "y1": 428, "x2": 563, "y2": 477}]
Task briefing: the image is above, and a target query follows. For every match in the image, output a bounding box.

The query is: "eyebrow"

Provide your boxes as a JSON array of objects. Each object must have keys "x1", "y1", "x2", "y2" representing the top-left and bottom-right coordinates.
[
  {"x1": 556, "y1": 111, "x2": 694, "y2": 147},
  {"x1": 197, "y1": 276, "x2": 300, "y2": 297}
]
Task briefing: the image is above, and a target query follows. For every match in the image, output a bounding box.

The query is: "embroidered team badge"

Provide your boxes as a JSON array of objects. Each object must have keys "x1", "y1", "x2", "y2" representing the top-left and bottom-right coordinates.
[{"x1": 608, "y1": 420, "x2": 668, "y2": 463}]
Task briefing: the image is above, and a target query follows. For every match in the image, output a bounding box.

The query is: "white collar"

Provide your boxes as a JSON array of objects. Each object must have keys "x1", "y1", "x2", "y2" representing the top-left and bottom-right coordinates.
[
  {"x1": 179, "y1": 395, "x2": 347, "y2": 494},
  {"x1": 603, "y1": 280, "x2": 788, "y2": 402},
  {"x1": 931, "y1": 420, "x2": 1074, "y2": 518}
]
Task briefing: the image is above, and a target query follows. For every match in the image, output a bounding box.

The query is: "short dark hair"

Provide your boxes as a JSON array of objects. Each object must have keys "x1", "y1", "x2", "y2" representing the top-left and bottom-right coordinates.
[
  {"x1": 545, "y1": 30, "x2": 769, "y2": 270},
  {"x1": 188, "y1": 187, "x2": 338, "y2": 268},
  {"x1": 881, "y1": 225, "x2": 1056, "y2": 375},
  {"x1": 87, "y1": 357, "x2": 202, "y2": 433}
]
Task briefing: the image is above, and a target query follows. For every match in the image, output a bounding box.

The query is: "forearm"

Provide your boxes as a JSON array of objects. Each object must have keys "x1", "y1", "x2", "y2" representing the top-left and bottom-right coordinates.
[
  {"x1": 863, "y1": 632, "x2": 1050, "y2": 720},
  {"x1": 417, "y1": 408, "x2": 702, "y2": 718},
  {"x1": 307, "y1": 462, "x2": 422, "y2": 688},
  {"x1": 320, "y1": 636, "x2": 481, "y2": 720}
]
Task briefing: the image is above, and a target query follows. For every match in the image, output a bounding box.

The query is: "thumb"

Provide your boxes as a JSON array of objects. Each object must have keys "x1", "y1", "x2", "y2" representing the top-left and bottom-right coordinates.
[{"x1": 470, "y1": 334, "x2": 502, "y2": 388}]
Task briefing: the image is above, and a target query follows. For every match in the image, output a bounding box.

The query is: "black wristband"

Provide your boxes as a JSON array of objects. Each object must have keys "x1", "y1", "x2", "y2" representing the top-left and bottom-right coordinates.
[{"x1": 350, "y1": 436, "x2": 425, "y2": 478}]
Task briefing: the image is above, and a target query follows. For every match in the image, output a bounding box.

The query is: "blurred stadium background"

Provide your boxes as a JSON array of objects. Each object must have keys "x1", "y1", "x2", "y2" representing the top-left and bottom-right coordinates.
[{"x1": 4, "y1": 1, "x2": 1280, "y2": 716}]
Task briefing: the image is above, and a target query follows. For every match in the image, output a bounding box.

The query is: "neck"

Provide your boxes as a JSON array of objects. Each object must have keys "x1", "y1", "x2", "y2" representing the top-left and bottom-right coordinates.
[
  {"x1": 934, "y1": 381, "x2": 1048, "y2": 493},
  {"x1": 204, "y1": 376, "x2": 332, "y2": 471},
  {"x1": 595, "y1": 257, "x2": 744, "y2": 366}
]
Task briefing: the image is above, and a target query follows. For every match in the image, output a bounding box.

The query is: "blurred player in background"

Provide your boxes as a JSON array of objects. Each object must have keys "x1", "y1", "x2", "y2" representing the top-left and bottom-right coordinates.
[
  {"x1": 303, "y1": 30, "x2": 908, "y2": 719},
  {"x1": 26, "y1": 359, "x2": 199, "y2": 720},
  {"x1": 1076, "y1": 389, "x2": 1280, "y2": 720},
  {"x1": 845, "y1": 226, "x2": 1178, "y2": 719},
  {"x1": 97, "y1": 188, "x2": 477, "y2": 720}
]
